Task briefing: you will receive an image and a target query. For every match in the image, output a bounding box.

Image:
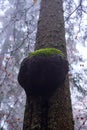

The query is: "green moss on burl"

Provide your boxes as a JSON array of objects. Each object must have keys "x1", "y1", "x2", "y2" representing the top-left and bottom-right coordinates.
[
  {"x1": 18, "y1": 47, "x2": 68, "y2": 97},
  {"x1": 29, "y1": 48, "x2": 64, "y2": 57}
]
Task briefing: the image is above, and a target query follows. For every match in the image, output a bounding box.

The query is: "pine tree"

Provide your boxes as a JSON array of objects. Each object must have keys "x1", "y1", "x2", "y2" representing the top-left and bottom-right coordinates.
[{"x1": 18, "y1": 0, "x2": 74, "y2": 129}]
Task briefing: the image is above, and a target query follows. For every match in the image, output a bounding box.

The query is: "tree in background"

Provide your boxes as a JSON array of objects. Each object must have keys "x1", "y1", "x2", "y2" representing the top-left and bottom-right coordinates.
[
  {"x1": 20, "y1": 0, "x2": 74, "y2": 129},
  {"x1": 0, "y1": 1, "x2": 40, "y2": 130}
]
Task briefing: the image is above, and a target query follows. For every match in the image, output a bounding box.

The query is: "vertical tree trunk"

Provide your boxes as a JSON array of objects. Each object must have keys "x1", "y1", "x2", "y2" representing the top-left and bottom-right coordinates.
[
  {"x1": 35, "y1": 0, "x2": 66, "y2": 55},
  {"x1": 23, "y1": 0, "x2": 74, "y2": 130}
]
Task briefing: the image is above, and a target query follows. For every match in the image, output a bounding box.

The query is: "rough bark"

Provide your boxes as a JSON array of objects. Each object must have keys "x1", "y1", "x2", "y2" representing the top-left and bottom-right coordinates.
[
  {"x1": 23, "y1": 0, "x2": 74, "y2": 130},
  {"x1": 35, "y1": 0, "x2": 66, "y2": 55}
]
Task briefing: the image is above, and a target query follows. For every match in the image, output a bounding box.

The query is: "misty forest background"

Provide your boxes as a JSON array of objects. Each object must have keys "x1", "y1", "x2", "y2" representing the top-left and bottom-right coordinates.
[{"x1": 0, "y1": 0, "x2": 87, "y2": 130}]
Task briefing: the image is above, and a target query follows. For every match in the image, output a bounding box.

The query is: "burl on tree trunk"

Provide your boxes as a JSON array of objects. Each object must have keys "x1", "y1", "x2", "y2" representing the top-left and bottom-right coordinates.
[
  {"x1": 18, "y1": 48, "x2": 69, "y2": 130},
  {"x1": 18, "y1": 0, "x2": 74, "y2": 129},
  {"x1": 18, "y1": 48, "x2": 68, "y2": 98}
]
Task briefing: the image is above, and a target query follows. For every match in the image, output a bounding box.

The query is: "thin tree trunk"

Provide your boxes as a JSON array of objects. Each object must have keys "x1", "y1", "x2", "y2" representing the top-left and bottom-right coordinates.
[{"x1": 23, "y1": 0, "x2": 74, "y2": 130}]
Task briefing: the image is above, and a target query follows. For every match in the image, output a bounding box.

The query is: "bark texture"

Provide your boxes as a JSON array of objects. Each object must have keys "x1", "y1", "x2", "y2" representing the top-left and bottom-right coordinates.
[
  {"x1": 23, "y1": 0, "x2": 74, "y2": 130},
  {"x1": 35, "y1": 0, "x2": 66, "y2": 55}
]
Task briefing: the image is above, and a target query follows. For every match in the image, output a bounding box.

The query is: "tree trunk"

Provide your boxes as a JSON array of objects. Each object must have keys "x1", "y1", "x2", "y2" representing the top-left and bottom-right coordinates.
[{"x1": 23, "y1": 0, "x2": 74, "y2": 130}]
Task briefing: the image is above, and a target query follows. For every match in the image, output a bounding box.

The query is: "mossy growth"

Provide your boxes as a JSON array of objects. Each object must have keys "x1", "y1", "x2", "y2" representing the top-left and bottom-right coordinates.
[
  {"x1": 18, "y1": 47, "x2": 68, "y2": 97},
  {"x1": 29, "y1": 48, "x2": 64, "y2": 57}
]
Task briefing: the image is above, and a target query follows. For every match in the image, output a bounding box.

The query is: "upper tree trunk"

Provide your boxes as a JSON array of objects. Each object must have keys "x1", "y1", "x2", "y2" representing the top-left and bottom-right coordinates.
[
  {"x1": 23, "y1": 0, "x2": 74, "y2": 130},
  {"x1": 35, "y1": 0, "x2": 66, "y2": 55}
]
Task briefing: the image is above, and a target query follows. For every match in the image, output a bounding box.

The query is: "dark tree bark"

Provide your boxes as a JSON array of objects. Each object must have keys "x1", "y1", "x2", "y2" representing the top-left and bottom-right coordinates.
[{"x1": 23, "y1": 0, "x2": 74, "y2": 130}]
